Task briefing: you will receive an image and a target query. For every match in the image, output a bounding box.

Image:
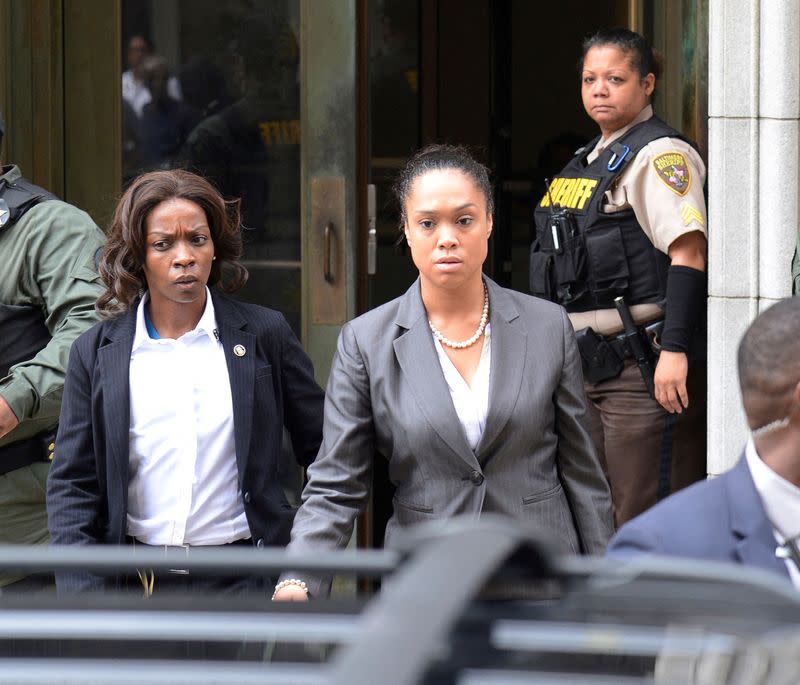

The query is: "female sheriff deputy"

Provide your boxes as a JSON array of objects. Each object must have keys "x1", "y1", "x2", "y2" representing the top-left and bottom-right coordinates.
[{"x1": 530, "y1": 28, "x2": 707, "y2": 526}]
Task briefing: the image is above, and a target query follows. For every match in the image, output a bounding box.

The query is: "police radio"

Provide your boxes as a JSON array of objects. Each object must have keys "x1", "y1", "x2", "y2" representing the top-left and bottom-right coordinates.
[{"x1": 543, "y1": 178, "x2": 578, "y2": 254}]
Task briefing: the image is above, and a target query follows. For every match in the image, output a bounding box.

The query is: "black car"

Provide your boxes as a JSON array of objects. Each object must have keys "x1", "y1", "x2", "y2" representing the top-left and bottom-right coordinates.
[{"x1": 1, "y1": 517, "x2": 799, "y2": 684}]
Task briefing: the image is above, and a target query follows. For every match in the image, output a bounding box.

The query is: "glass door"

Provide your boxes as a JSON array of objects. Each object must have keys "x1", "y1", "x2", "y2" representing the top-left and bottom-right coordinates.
[
  {"x1": 121, "y1": 0, "x2": 307, "y2": 333},
  {"x1": 118, "y1": 0, "x2": 358, "y2": 381}
]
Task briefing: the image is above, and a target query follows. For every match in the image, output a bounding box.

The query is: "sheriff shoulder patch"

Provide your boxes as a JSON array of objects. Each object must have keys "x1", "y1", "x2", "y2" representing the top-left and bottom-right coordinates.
[{"x1": 652, "y1": 152, "x2": 691, "y2": 196}]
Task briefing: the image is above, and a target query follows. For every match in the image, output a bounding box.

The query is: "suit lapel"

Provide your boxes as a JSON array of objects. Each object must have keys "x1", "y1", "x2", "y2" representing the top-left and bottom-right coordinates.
[
  {"x1": 213, "y1": 292, "x2": 255, "y2": 487},
  {"x1": 393, "y1": 280, "x2": 478, "y2": 468},
  {"x1": 475, "y1": 279, "x2": 525, "y2": 459},
  {"x1": 96, "y1": 309, "x2": 136, "y2": 495},
  {"x1": 727, "y1": 455, "x2": 791, "y2": 578}
]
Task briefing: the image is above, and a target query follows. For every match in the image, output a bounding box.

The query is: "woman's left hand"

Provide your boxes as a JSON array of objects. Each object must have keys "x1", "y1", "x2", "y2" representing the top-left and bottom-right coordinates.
[{"x1": 654, "y1": 350, "x2": 689, "y2": 414}]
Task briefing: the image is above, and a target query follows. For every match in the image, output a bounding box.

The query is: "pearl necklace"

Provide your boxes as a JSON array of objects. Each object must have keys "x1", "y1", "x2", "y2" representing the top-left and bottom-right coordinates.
[{"x1": 428, "y1": 282, "x2": 489, "y2": 349}]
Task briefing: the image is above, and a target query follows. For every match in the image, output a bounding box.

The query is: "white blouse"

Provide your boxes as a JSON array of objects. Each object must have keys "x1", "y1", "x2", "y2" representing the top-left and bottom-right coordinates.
[
  {"x1": 127, "y1": 290, "x2": 250, "y2": 546},
  {"x1": 432, "y1": 324, "x2": 491, "y2": 451}
]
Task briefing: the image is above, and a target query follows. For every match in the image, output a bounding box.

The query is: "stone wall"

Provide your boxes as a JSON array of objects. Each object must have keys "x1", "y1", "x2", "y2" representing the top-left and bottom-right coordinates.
[{"x1": 707, "y1": 0, "x2": 800, "y2": 473}]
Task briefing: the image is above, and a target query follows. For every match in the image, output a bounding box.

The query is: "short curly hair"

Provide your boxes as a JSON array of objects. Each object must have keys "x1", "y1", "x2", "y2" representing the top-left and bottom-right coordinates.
[{"x1": 97, "y1": 169, "x2": 247, "y2": 317}]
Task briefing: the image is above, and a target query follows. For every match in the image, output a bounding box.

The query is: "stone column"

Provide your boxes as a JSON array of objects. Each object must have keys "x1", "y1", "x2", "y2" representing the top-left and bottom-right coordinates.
[{"x1": 707, "y1": 0, "x2": 800, "y2": 474}]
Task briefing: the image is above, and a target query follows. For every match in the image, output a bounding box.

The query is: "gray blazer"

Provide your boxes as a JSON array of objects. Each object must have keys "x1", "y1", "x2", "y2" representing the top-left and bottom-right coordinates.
[{"x1": 289, "y1": 277, "x2": 613, "y2": 595}]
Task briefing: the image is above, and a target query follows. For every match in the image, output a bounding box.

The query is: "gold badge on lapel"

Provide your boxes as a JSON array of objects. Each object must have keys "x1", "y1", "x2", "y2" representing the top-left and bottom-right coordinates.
[
  {"x1": 233, "y1": 344, "x2": 246, "y2": 357},
  {"x1": 653, "y1": 152, "x2": 691, "y2": 196}
]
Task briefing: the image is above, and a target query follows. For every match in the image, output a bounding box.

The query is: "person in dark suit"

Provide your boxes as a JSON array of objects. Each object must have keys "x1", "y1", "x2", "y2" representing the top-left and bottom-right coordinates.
[
  {"x1": 46, "y1": 169, "x2": 324, "y2": 594},
  {"x1": 274, "y1": 145, "x2": 613, "y2": 600},
  {"x1": 608, "y1": 296, "x2": 800, "y2": 588}
]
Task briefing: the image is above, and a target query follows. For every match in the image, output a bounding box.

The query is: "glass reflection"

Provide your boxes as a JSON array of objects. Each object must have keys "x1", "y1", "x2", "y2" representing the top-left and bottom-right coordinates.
[
  {"x1": 368, "y1": 0, "x2": 420, "y2": 309},
  {"x1": 122, "y1": 0, "x2": 301, "y2": 334}
]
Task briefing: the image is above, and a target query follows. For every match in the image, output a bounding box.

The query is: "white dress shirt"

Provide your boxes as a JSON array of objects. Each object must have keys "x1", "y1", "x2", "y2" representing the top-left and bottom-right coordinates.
[
  {"x1": 127, "y1": 290, "x2": 250, "y2": 545},
  {"x1": 433, "y1": 324, "x2": 491, "y2": 451},
  {"x1": 122, "y1": 70, "x2": 183, "y2": 117},
  {"x1": 745, "y1": 437, "x2": 800, "y2": 588}
]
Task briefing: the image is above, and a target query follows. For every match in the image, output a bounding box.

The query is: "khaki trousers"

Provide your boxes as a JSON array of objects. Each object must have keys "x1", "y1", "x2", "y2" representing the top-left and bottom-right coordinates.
[
  {"x1": 584, "y1": 358, "x2": 707, "y2": 527},
  {"x1": 0, "y1": 463, "x2": 50, "y2": 587}
]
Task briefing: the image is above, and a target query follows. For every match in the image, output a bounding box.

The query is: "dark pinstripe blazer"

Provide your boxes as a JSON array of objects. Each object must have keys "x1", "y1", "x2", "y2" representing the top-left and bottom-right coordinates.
[
  {"x1": 287, "y1": 277, "x2": 614, "y2": 596},
  {"x1": 46, "y1": 290, "x2": 324, "y2": 592}
]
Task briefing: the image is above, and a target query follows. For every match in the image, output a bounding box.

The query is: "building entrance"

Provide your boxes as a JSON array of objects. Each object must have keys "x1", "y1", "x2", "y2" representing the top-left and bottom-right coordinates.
[{"x1": 2, "y1": 0, "x2": 707, "y2": 554}]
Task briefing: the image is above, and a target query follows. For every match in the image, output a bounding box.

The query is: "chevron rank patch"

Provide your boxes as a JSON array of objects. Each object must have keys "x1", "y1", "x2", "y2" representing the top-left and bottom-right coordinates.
[
  {"x1": 653, "y1": 152, "x2": 691, "y2": 195},
  {"x1": 680, "y1": 201, "x2": 704, "y2": 227}
]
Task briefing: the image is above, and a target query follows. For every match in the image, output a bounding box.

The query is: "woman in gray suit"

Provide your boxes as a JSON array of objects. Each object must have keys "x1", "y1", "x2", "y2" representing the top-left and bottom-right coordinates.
[{"x1": 274, "y1": 145, "x2": 613, "y2": 600}]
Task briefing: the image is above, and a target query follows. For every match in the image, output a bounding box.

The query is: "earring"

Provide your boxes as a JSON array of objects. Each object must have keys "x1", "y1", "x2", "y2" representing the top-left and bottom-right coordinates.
[{"x1": 212, "y1": 256, "x2": 217, "y2": 261}]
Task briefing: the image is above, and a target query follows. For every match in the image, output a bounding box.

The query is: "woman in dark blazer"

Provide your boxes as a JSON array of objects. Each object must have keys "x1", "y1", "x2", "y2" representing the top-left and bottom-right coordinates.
[
  {"x1": 46, "y1": 170, "x2": 324, "y2": 594},
  {"x1": 274, "y1": 145, "x2": 613, "y2": 600}
]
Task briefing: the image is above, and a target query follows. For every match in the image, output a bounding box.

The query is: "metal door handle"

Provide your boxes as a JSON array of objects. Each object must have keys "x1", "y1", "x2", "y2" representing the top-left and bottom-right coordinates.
[
  {"x1": 324, "y1": 222, "x2": 336, "y2": 283},
  {"x1": 310, "y1": 176, "x2": 346, "y2": 324},
  {"x1": 367, "y1": 184, "x2": 377, "y2": 275}
]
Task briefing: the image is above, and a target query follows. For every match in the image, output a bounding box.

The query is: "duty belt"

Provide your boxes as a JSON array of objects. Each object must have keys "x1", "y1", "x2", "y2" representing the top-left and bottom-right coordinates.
[
  {"x1": 607, "y1": 319, "x2": 664, "y2": 360},
  {"x1": 0, "y1": 430, "x2": 56, "y2": 476}
]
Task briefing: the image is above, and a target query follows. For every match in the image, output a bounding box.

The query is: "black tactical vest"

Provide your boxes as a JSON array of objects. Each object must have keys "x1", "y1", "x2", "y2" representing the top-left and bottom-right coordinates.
[
  {"x1": 0, "y1": 166, "x2": 57, "y2": 380},
  {"x1": 530, "y1": 116, "x2": 697, "y2": 313}
]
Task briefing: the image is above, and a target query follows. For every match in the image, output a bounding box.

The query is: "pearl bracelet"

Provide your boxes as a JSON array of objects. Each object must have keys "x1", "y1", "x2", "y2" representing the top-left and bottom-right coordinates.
[{"x1": 272, "y1": 578, "x2": 308, "y2": 600}]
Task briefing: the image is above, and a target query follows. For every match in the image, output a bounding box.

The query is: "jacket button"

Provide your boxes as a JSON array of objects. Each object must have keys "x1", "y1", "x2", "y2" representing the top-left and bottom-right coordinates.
[
  {"x1": 243, "y1": 491, "x2": 251, "y2": 504},
  {"x1": 470, "y1": 470, "x2": 484, "y2": 486},
  {"x1": 256, "y1": 538, "x2": 264, "y2": 549}
]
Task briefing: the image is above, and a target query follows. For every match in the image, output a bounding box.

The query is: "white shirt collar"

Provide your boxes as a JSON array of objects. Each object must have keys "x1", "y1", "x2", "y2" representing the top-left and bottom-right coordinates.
[
  {"x1": 132, "y1": 288, "x2": 219, "y2": 351},
  {"x1": 745, "y1": 436, "x2": 800, "y2": 541},
  {"x1": 126, "y1": 287, "x2": 245, "y2": 546}
]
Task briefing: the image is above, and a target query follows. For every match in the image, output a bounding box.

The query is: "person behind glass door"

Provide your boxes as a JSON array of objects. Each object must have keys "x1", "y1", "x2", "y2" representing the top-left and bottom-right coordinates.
[
  {"x1": 139, "y1": 56, "x2": 200, "y2": 170},
  {"x1": 180, "y1": 17, "x2": 300, "y2": 237},
  {"x1": 529, "y1": 28, "x2": 708, "y2": 526},
  {"x1": 122, "y1": 34, "x2": 182, "y2": 118},
  {"x1": 46, "y1": 169, "x2": 324, "y2": 594},
  {"x1": 274, "y1": 144, "x2": 613, "y2": 601}
]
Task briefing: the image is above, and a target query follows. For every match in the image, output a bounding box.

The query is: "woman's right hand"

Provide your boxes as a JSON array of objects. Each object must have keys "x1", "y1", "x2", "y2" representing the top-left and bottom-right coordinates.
[{"x1": 272, "y1": 584, "x2": 310, "y2": 602}]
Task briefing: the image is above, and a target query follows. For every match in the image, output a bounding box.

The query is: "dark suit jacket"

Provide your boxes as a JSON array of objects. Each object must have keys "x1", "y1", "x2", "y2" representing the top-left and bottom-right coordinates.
[
  {"x1": 46, "y1": 290, "x2": 324, "y2": 592},
  {"x1": 608, "y1": 454, "x2": 791, "y2": 581},
  {"x1": 287, "y1": 277, "x2": 614, "y2": 596}
]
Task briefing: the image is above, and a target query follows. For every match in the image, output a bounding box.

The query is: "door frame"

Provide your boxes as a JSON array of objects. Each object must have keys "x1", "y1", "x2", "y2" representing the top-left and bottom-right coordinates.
[
  {"x1": 0, "y1": 0, "x2": 120, "y2": 226},
  {"x1": 300, "y1": 0, "x2": 361, "y2": 384}
]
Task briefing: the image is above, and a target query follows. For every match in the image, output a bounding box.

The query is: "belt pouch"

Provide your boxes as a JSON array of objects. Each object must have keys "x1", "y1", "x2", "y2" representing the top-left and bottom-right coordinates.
[{"x1": 575, "y1": 327, "x2": 624, "y2": 384}]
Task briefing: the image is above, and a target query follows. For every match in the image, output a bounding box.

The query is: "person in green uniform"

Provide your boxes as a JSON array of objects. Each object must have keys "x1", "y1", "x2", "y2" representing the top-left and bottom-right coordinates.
[{"x1": 0, "y1": 112, "x2": 106, "y2": 590}]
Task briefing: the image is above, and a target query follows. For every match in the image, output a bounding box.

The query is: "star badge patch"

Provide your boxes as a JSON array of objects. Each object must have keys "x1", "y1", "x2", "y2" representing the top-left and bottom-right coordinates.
[{"x1": 653, "y1": 152, "x2": 691, "y2": 196}]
